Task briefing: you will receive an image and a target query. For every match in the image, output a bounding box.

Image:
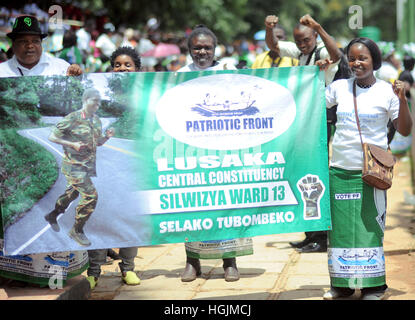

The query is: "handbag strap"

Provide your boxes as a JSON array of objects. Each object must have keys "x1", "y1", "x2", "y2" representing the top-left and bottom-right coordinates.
[{"x1": 352, "y1": 79, "x2": 365, "y2": 149}]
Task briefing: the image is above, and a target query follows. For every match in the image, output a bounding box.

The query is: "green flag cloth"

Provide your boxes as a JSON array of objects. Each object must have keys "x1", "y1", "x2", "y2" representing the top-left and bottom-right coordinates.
[
  {"x1": 328, "y1": 167, "x2": 386, "y2": 288},
  {"x1": 1, "y1": 66, "x2": 331, "y2": 255}
]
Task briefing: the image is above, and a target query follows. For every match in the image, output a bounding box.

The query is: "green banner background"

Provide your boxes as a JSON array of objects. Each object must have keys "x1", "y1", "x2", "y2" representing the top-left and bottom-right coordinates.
[
  {"x1": 1, "y1": 66, "x2": 331, "y2": 255},
  {"x1": 131, "y1": 66, "x2": 331, "y2": 245}
]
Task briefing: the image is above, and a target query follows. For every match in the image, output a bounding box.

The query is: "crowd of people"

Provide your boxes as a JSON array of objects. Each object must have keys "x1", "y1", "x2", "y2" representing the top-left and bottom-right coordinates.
[
  {"x1": 0, "y1": 3, "x2": 255, "y2": 73},
  {"x1": 1, "y1": 4, "x2": 415, "y2": 300},
  {"x1": 1, "y1": 3, "x2": 414, "y2": 77}
]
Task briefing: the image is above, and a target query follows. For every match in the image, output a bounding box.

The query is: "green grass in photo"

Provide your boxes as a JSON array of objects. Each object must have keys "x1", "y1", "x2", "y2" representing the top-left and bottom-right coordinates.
[{"x1": 0, "y1": 128, "x2": 58, "y2": 232}]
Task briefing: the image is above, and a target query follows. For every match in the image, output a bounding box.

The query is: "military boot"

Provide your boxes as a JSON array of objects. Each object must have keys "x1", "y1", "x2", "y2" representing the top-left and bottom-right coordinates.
[
  {"x1": 68, "y1": 221, "x2": 91, "y2": 247},
  {"x1": 44, "y1": 209, "x2": 63, "y2": 232}
]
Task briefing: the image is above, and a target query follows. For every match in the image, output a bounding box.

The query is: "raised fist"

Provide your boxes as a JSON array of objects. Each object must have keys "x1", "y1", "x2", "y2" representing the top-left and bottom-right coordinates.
[
  {"x1": 265, "y1": 15, "x2": 279, "y2": 29},
  {"x1": 297, "y1": 174, "x2": 325, "y2": 219}
]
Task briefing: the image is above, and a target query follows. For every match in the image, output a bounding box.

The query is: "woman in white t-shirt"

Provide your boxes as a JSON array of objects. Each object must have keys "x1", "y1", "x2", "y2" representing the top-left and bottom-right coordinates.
[{"x1": 323, "y1": 38, "x2": 412, "y2": 300}]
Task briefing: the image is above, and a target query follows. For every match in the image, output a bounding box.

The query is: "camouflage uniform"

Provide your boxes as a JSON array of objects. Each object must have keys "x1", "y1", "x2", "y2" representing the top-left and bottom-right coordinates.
[{"x1": 52, "y1": 109, "x2": 107, "y2": 232}]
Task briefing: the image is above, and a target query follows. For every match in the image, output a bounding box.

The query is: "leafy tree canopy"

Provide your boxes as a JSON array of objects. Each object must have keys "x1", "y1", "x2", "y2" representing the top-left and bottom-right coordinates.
[{"x1": 65, "y1": 0, "x2": 397, "y2": 44}]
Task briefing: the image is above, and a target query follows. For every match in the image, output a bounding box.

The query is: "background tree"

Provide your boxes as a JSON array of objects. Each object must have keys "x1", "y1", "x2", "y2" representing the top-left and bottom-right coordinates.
[
  {"x1": 69, "y1": 0, "x2": 397, "y2": 43},
  {"x1": 0, "y1": 77, "x2": 42, "y2": 128},
  {"x1": 105, "y1": 72, "x2": 141, "y2": 138},
  {"x1": 37, "y1": 76, "x2": 85, "y2": 116},
  {"x1": 30, "y1": 0, "x2": 399, "y2": 45}
]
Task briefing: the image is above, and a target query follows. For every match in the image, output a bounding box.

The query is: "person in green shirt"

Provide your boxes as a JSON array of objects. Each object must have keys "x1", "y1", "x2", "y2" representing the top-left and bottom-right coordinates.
[{"x1": 59, "y1": 30, "x2": 83, "y2": 65}]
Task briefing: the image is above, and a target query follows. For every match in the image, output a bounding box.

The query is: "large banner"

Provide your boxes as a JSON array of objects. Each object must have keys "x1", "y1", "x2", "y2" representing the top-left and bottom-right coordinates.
[{"x1": 0, "y1": 66, "x2": 331, "y2": 255}]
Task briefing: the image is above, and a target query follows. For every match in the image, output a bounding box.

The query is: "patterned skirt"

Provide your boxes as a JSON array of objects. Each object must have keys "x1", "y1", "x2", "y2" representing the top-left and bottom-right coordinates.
[
  {"x1": 185, "y1": 238, "x2": 253, "y2": 260},
  {"x1": 328, "y1": 167, "x2": 386, "y2": 288},
  {"x1": 0, "y1": 239, "x2": 88, "y2": 287},
  {"x1": 0, "y1": 207, "x2": 89, "y2": 286}
]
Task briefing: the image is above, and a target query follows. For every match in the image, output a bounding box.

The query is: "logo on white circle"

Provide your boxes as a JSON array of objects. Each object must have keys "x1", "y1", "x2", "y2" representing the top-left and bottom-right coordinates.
[{"x1": 155, "y1": 73, "x2": 296, "y2": 150}]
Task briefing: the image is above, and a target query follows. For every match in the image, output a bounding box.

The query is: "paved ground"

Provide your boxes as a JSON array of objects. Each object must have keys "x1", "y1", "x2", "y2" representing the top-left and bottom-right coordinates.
[{"x1": 1, "y1": 156, "x2": 415, "y2": 301}]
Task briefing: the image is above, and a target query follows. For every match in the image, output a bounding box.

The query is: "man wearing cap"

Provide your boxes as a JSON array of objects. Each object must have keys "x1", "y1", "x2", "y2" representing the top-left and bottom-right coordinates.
[
  {"x1": 0, "y1": 15, "x2": 82, "y2": 77},
  {"x1": 0, "y1": 15, "x2": 87, "y2": 287}
]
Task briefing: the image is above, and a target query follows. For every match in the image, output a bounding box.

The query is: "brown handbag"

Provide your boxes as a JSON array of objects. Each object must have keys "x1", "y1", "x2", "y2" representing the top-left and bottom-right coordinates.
[{"x1": 352, "y1": 80, "x2": 396, "y2": 190}]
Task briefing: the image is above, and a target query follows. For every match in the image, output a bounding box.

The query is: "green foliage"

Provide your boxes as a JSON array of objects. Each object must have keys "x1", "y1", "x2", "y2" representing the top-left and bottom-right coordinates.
[
  {"x1": 99, "y1": 100, "x2": 127, "y2": 117},
  {"x1": 82, "y1": 0, "x2": 249, "y2": 44},
  {"x1": 104, "y1": 73, "x2": 139, "y2": 136},
  {"x1": 106, "y1": 73, "x2": 133, "y2": 104},
  {"x1": 76, "y1": 0, "x2": 398, "y2": 44},
  {"x1": 110, "y1": 112, "x2": 140, "y2": 139},
  {"x1": 0, "y1": 129, "x2": 58, "y2": 228},
  {"x1": 38, "y1": 75, "x2": 84, "y2": 116},
  {"x1": 0, "y1": 77, "x2": 42, "y2": 128}
]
